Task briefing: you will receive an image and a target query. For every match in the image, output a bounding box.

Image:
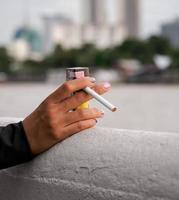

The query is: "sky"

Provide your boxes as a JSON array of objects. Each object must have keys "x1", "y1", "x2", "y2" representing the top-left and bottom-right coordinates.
[{"x1": 0, "y1": 0, "x2": 179, "y2": 45}]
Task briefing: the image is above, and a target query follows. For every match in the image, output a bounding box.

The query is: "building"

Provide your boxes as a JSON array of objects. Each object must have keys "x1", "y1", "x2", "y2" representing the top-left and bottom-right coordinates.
[
  {"x1": 82, "y1": 0, "x2": 107, "y2": 25},
  {"x1": 42, "y1": 14, "x2": 73, "y2": 53},
  {"x1": 52, "y1": 22, "x2": 82, "y2": 49},
  {"x1": 9, "y1": 26, "x2": 43, "y2": 61},
  {"x1": 81, "y1": 0, "x2": 127, "y2": 48},
  {"x1": 42, "y1": 13, "x2": 114, "y2": 51},
  {"x1": 161, "y1": 19, "x2": 179, "y2": 48},
  {"x1": 41, "y1": 0, "x2": 140, "y2": 52},
  {"x1": 117, "y1": 0, "x2": 140, "y2": 38}
]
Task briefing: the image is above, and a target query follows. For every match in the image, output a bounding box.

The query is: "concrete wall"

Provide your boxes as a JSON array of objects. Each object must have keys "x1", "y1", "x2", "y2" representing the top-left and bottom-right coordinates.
[{"x1": 0, "y1": 118, "x2": 179, "y2": 200}]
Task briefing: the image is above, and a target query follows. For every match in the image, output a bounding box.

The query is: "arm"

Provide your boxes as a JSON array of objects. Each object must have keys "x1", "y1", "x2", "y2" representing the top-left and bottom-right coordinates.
[{"x1": 0, "y1": 122, "x2": 33, "y2": 170}]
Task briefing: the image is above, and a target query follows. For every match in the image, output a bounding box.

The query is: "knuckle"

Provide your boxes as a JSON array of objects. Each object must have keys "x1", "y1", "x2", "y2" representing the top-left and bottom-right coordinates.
[
  {"x1": 85, "y1": 108, "x2": 98, "y2": 118},
  {"x1": 94, "y1": 85, "x2": 106, "y2": 95},
  {"x1": 91, "y1": 108, "x2": 98, "y2": 115},
  {"x1": 78, "y1": 78, "x2": 89, "y2": 87},
  {"x1": 88, "y1": 119, "x2": 96, "y2": 127},
  {"x1": 77, "y1": 121, "x2": 84, "y2": 130},
  {"x1": 76, "y1": 119, "x2": 96, "y2": 131},
  {"x1": 63, "y1": 82, "x2": 72, "y2": 92},
  {"x1": 85, "y1": 79, "x2": 94, "y2": 88},
  {"x1": 83, "y1": 78, "x2": 90, "y2": 85}
]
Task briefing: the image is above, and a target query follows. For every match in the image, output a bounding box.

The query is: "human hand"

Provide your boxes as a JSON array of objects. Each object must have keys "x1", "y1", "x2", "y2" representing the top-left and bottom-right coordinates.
[{"x1": 23, "y1": 77, "x2": 111, "y2": 155}]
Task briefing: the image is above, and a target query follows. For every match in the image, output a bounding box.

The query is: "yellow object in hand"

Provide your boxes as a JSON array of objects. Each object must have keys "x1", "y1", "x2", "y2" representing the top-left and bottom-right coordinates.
[{"x1": 77, "y1": 102, "x2": 89, "y2": 110}]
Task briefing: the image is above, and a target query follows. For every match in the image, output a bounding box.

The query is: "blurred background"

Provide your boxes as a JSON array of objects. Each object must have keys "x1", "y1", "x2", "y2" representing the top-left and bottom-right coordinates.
[{"x1": 0, "y1": 0, "x2": 179, "y2": 133}]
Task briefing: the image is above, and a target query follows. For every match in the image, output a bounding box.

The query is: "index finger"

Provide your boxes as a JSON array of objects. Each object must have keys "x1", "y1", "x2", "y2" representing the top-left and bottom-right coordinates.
[{"x1": 48, "y1": 77, "x2": 95, "y2": 103}]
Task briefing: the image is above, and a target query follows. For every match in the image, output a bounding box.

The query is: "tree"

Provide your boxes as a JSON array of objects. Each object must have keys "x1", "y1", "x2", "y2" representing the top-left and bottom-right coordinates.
[
  {"x1": 170, "y1": 49, "x2": 179, "y2": 69},
  {"x1": 113, "y1": 39, "x2": 153, "y2": 64},
  {"x1": 43, "y1": 45, "x2": 79, "y2": 68},
  {"x1": 0, "y1": 47, "x2": 12, "y2": 73},
  {"x1": 76, "y1": 44, "x2": 98, "y2": 67},
  {"x1": 22, "y1": 59, "x2": 46, "y2": 73},
  {"x1": 22, "y1": 35, "x2": 177, "y2": 71},
  {"x1": 147, "y1": 36, "x2": 172, "y2": 55},
  {"x1": 95, "y1": 48, "x2": 114, "y2": 67}
]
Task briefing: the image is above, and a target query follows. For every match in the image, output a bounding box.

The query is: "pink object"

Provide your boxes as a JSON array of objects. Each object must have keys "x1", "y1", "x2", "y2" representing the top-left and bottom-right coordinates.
[
  {"x1": 103, "y1": 82, "x2": 111, "y2": 89},
  {"x1": 75, "y1": 71, "x2": 85, "y2": 79}
]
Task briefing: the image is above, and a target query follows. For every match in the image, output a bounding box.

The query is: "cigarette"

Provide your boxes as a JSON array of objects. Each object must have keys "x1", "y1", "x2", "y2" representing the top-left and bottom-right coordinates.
[{"x1": 83, "y1": 87, "x2": 117, "y2": 112}]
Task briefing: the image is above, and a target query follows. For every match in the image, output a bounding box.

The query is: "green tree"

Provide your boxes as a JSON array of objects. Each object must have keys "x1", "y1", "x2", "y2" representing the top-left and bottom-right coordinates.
[
  {"x1": 147, "y1": 36, "x2": 172, "y2": 55},
  {"x1": 95, "y1": 48, "x2": 114, "y2": 67},
  {"x1": 76, "y1": 44, "x2": 97, "y2": 67},
  {"x1": 170, "y1": 49, "x2": 179, "y2": 69},
  {"x1": 43, "y1": 45, "x2": 79, "y2": 68},
  {"x1": 113, "y1": 39, "x2": 153, "y2": 64},
  {"x1": 32, "y1": 35, "x2": 177, "y2": 71},
  {"x1": 23, "y1": 59, "x2": 46, "y2": 73},
  {"x1": 0, "y1": 47, "x2": 12, "y2": 73}
]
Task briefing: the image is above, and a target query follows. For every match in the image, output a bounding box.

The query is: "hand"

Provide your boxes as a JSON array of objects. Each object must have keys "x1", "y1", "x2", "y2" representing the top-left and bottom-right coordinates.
[{"x1": 23, "y1": 77, "x2": 111, "y2": 155}]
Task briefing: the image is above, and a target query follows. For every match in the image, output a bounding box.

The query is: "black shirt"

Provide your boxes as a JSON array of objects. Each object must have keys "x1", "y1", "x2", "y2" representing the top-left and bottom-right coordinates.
[{"x1": 0, "y1": 122, "x2": 34, "y2": 170}]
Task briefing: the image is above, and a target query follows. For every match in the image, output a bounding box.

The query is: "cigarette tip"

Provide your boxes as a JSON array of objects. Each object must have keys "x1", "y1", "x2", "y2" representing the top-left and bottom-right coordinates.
[{"x1": 112, "y1": 107, "x2": 117, "y2": 112}]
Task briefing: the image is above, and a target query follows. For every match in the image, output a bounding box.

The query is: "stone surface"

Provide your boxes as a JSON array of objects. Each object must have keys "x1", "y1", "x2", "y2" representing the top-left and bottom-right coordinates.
[{"x1": 0, "y1": 118, "x2": 179, "y2": 199}]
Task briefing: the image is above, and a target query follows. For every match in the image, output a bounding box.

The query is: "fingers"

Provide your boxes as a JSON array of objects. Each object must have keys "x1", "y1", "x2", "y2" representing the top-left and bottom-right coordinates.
[
  {"x1": 48, "y1": 77, "x2": 96, "y2": 103},
  {"x1": 60, "y1": 82, "x2": 111, "y2": 112},
  {"x1": 64, "y1": 108, "x2": 104, "y2": 126},
  {"x1": 62, "y1": 119, "x2": 97, "y2": 139}
]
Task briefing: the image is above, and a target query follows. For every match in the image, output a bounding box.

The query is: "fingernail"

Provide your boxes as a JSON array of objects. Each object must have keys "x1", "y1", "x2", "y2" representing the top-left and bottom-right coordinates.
[
  {"x1": 90, "y1": 77, "x2": 96, "y2": 83},
  {"x1": 103, "y1": 82, "x2": 111, "y2": 89}
]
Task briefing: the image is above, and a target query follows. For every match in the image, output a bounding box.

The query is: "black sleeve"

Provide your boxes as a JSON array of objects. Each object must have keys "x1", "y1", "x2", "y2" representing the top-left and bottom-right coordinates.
[{"x1": 0, "y1": 122, "x2": 34, "y2": 170}]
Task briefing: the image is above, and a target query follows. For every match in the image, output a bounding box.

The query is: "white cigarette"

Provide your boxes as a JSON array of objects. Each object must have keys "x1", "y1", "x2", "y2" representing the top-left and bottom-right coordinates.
[{"x1": 83, "y1": 87, "x2": 117, "y2": 112}]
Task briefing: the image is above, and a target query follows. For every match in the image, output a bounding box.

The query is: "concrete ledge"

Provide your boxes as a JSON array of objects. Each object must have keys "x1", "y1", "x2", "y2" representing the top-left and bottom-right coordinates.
[{"x1": 0, "y1": 118, "x2": 179, "y2": 199}]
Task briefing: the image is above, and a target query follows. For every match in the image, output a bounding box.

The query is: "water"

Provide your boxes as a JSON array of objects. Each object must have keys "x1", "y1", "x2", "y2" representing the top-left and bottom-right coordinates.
[{"x1": 0, "y1": 83, "x2": 179, "y2": 133}]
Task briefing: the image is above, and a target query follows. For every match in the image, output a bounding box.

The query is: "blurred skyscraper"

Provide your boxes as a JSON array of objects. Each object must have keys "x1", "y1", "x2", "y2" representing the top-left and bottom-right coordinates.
[
  {"x1": 41, "y1": 0, "x2": 140, "y2": 53},
  {"x1": 161, "y1": 19, "x2": 179, "y2": 48},
  {"x1": 83, "y1": 0, "x2": 107, "y2": 25},
  {"x1": 117, "y1": 0, "x2": 139, "y2": 38},
  {"x1": 42, "y1": 14, "x2": 74, "y2": 52}
]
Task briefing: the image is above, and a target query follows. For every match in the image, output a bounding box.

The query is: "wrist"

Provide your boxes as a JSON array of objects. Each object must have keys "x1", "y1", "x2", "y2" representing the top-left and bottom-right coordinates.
[{"x1": 22, "y1": 112, "x2": 40, "y2": 155}]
